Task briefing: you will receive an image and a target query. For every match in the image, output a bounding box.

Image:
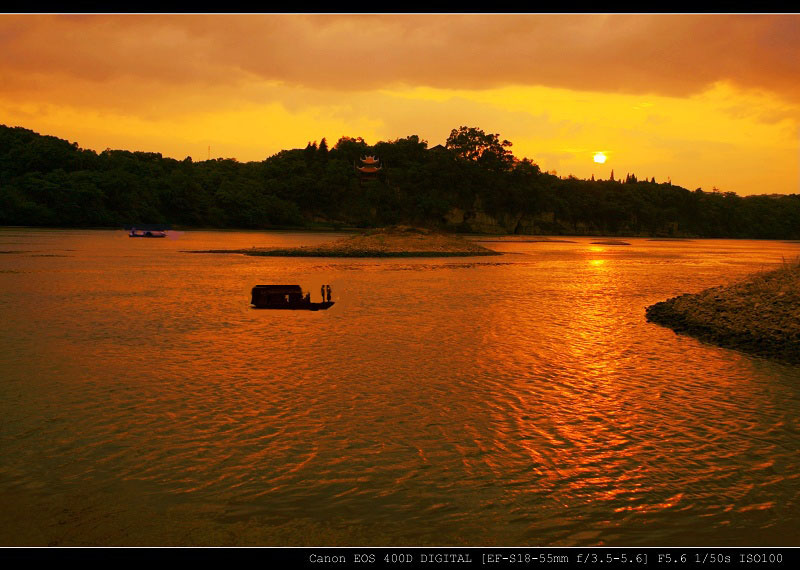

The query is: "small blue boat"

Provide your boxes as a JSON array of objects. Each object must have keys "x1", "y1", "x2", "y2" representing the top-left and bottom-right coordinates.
[{"x1": 129, "y1": 228, "x2": 167, "y2": 238}]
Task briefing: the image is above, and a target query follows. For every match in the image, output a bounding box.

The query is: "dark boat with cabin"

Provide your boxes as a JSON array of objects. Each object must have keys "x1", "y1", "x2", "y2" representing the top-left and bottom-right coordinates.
[{"x1": 251, "y1": 285, "x2": 334, "y2": 311}]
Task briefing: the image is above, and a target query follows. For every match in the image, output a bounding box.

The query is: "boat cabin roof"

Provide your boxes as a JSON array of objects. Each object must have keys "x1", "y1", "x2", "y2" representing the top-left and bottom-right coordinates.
[{"x1": 252, "y1": 285, "x2": 303, "y2": 294}]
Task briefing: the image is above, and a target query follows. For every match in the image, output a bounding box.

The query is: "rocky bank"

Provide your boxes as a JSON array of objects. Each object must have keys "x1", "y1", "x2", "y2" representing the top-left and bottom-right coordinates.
[{"x1": 646, "y1": 261, "x2": 800, "y2": 363}]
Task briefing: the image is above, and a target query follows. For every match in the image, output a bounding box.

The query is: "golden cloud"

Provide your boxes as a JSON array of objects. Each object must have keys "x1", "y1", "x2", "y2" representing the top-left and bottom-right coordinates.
[{"x1": 1, "y1": 14, "x2": 799, "y2": 101}]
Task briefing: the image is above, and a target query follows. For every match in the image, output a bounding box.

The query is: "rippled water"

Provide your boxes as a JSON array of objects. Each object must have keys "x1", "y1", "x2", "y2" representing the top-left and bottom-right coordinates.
[{"x1": 1, "y1": 228, "x2": 800, "y2": 546}]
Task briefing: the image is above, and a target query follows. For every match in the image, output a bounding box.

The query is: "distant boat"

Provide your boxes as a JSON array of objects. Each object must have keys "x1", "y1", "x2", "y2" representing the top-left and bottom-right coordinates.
[
  {"x1": 251, "y1": 285, "x2": 334, "y2": 311},
  {"x1": 129, "y1": 228, "x2": 167, "y2": 238}
]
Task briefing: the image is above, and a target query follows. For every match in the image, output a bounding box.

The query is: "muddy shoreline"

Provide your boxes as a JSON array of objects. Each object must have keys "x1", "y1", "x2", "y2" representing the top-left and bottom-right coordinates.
[{"x1": 646, "y1": 262, "x2": 800, "y2": 363}]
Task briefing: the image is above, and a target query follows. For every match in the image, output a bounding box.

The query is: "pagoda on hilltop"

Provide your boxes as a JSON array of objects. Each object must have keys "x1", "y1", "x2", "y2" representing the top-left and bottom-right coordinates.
[{"x1": 355, "y1": 155, "x2": 382, "y2": 184}]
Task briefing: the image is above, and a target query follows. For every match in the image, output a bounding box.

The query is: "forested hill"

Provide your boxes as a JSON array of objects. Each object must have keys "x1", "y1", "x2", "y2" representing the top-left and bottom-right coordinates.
[{"x1": 2, "y1": 124, "x2": 799, "y2": 238}]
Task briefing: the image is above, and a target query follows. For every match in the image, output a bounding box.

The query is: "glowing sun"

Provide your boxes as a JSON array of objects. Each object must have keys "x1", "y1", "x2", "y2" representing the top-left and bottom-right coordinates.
[{"x1": 593, "y1": 152, "x2": 607, "y2": 164}]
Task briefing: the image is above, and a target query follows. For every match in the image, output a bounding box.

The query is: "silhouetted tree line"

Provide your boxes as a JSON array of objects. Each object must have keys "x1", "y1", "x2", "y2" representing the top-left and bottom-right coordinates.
[{"x1": 2, "y1": 124, "x2": 799, "y2": 238}]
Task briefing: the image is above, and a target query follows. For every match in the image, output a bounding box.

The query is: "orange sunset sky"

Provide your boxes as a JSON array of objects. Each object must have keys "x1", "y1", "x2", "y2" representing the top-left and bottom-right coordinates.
[{"x1": 1, "y1": 13, "x2": 798, "y2": 196}]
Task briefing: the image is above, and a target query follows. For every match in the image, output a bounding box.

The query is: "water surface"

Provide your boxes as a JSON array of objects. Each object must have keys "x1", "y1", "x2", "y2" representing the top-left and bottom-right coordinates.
[{"x1": 1, "y1": 228, "x2": 799, "y2": 546}]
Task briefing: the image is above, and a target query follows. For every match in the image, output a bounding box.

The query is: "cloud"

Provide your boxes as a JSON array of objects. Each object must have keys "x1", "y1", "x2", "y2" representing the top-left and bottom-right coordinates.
[{"x1": 1, "y1": 14, "x2": 799, "y2": 103}]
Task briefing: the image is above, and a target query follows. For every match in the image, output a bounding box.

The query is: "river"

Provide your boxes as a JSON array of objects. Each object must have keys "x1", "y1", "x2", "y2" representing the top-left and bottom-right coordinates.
[{"x1": 1, "y1": 228, "x2": 799, "y2": 546}]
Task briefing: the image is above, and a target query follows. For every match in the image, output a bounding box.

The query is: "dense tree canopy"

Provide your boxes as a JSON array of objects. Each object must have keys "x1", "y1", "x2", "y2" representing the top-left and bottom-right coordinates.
[
  {"x1": 445, "y1": 126, "x2": 514, "y2": 171},
  {"x1": 2, "y1": 123, "x2": 799, "y2": 239}
]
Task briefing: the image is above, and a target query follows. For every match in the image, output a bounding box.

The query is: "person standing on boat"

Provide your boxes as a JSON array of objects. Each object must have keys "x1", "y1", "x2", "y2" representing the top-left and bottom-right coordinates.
[
  {"x1": 326, "y1": 284, "x2": 331, "y2": 302},
  {"x1": 321, "y1": 285, "x2": 325, "y2": 302}
]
